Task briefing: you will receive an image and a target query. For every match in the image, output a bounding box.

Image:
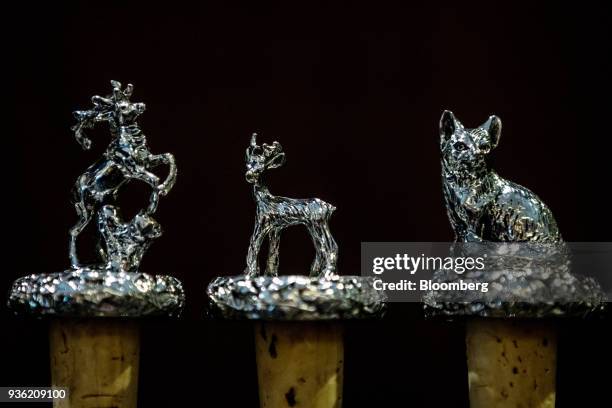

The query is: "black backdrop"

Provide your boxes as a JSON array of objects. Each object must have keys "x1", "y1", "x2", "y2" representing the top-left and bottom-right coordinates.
[{"x1": 3, "y1": 2, "x2": 611, "y2": 407}]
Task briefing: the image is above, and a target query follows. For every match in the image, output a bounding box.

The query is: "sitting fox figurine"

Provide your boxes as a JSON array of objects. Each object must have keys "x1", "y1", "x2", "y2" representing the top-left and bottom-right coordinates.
[{"x1": 439, "y1": 110, "x2": 561, "y2": 243}]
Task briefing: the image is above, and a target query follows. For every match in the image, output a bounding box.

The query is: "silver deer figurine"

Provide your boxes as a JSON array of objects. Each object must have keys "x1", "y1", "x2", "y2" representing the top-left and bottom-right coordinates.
[
  {"x1": 245, "y1": 134, "x2": 338, "y2": 279},
  {"x1": 69, "y1": 80, "x2": 177, "y2": 269}
]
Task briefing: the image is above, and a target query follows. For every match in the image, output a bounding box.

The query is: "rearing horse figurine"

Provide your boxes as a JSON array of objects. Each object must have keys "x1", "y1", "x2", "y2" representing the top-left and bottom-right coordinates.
[
  {"x1": 69, "y1": 80, "x2": 177, "y2": 269},
  {"x1": 245, "y1": 134, "x2": 338, "y2": 279}
]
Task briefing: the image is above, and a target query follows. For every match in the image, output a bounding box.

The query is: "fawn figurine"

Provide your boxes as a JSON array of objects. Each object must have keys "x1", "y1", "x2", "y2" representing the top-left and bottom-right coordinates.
[
  {"x1": 439, "y1": 110, "x2": 561, "y2": 243},
  {"x1": 245, "y1": 134, "x2": 338, "y2": 279}
]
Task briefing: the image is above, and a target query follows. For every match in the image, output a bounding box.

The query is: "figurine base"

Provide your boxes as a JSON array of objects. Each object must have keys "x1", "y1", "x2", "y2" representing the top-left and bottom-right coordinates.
[
  {"x1": 50, "y1": 318, "x2": 140, "y2": 408},
  {"x1": 423, "y1": 243, "x2": 606, "y2": 319},
  {"x1": 207, "y1": 275, "x2": 386, "y2": 321},
  {"x1": 255, "y1": 321, "x2": 343, "y2": 408},
  {"x1": 466, "y1": 319, "x2": 556, "y2": 408},
  {"x1": 8, "y1": 268, "x2": 184, "y2": 317}
]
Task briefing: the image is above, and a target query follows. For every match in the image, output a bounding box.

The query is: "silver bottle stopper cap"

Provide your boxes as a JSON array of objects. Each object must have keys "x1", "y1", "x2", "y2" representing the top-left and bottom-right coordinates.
[
  {"x1": 8, "y1": 81, "x2": 184, "y2": 317},
  {"x1": 207, "y1": 134, "x2": 386, "y2": 320},
  {"x1": 425, "y1": 111, "x2": 605, "y2": 319}
]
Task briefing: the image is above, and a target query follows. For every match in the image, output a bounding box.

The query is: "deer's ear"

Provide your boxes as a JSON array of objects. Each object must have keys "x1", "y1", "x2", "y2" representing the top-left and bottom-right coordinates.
[
  {"x1": 266, "y1": 153, "x2": 286, "y2": 169},
  {"x1": 482, "y1": 115, "x2": 502, "y2": 149},
  {"x1": 440, "y1": 110, "x2": 457, "y2": 144}
]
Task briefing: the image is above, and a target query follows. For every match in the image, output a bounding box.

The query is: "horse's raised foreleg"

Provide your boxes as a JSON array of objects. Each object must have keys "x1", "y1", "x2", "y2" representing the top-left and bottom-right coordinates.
[
  {"x1": 147, "y1": 190, "x2": 160, "y2": 214},
  {"x1": 147, "y1": 153, "x2": 177, "y2": 196},
  {"x1": 130, "y1": 170, "x2": 161, "y2": 214}
]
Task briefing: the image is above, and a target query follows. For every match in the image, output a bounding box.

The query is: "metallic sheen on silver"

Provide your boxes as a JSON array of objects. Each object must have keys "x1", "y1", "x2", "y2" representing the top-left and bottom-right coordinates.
[
  {"x1": 207, "y1": 275, "x2": 386, "y2": 320},
  {"x1": 9, "y1": 269, "x2": 184, "y2": 317},
  {"x1": 439, "y1": 110, "x2": 560, "y2": 243},
  {"x1": 425, "y1": 111, "x2": 604, "y2": 318},
  {"x1": 207, "y1": 134, "x2": 386, "y2": 320},
  {"x1": 69, "y1": 80, "x2": 177, "y2": 270},
  {"x1": 245, "y1": 134, "x2": 338, "y2": 279},
  {"x1": 423, "y1": 243, "x2": 605, "y2": 318},
  {"x1": 8, "y1": 81, "x2": 183, "y2": 317}
]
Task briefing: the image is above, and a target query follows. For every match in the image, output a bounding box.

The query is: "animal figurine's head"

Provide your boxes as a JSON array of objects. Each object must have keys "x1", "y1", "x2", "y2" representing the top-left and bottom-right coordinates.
[
  {"x1": 245, "y1": 133, "x2": 286, "y2": 184},
  {"x1": 99, "y1": 205, "x2": 162, "y2": 243},
  {"x1": 439, "y1": 110, "x2": 502, "y2": 175},
  {"x1": 129, "y1": 211, "x2": 163, "y2": 242},
  {"x1": 72, "y1": 80, "x2": 146, "y2": 150}
]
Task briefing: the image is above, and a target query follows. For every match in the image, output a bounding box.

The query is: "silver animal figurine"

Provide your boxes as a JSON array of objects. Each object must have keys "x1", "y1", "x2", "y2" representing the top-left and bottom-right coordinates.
[
  {"x1": 69, "y1": 80, "x2": 177, "y2": 269},
  {"x1": 439, "y1": 110, "x2": 561, "y2": 243},
  {"x1": 245, "y1": 134, "x2": 338, "y2": 279},
  {"x1": 97, "y1": 205, "x2": 162, "y2": 272}
]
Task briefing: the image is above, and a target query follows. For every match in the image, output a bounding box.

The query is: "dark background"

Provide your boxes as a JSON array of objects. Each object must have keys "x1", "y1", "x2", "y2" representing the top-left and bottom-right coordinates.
[{"x1": 3, "y1": 1, "x2": 611, "y2": 407}]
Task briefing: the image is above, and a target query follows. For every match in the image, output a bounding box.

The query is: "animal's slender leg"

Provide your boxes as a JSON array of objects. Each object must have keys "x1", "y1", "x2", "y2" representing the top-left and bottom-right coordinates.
[
  {"x1": 147, "y1": 190, "x2": 160, "y2": 214},
  {"x1": 96, "y1": 238, "x2": 107, "y2": 266},
  {"x1": 246, "y1": 218, "x2": 271, "y2": 278},
  {"x1": 265, "y1": 228, "x2": 282, "y2": 276},
  {"x1": 307, "y1": 223, "x2": 324, "y2": 277},
  {"x1": 69, "y1": 200, "x2": 92, "y2": 269},
  {"x1": 465, "y1": 231, "x2": 484, "y2": 242},
  {"x1": 320, "y1": 221, "x2": 338, "y2": 279},
  {"x1": 131, "y1": 170, "x2": 160, "y2": 214},
  {"x1": 147, "y1": 153, "x2": 177, "y2": 195}
]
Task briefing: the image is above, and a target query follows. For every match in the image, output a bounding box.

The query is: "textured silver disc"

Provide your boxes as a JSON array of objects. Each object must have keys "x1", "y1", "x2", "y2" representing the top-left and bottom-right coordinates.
[
  {"x1": 8, "y1": 268, "x2": 185, "y2": 317},
  {"x1": 207, "y1": 275, "x2": 386, "y2": 320}
]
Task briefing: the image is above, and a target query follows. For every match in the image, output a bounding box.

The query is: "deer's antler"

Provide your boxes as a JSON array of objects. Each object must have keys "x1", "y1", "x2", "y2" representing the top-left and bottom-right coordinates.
[{"x1": 111, "y1": 80, "x2": 135, "y2": 102}]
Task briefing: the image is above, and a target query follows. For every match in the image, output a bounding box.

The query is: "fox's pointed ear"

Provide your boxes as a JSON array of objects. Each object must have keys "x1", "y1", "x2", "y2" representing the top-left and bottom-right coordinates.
[
  {"x1": 440, "y1": 110, "x2": 458, "y2": 144},
  {"x1": 482, "y1": 115, "x2": 502, "y2": 149}
]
